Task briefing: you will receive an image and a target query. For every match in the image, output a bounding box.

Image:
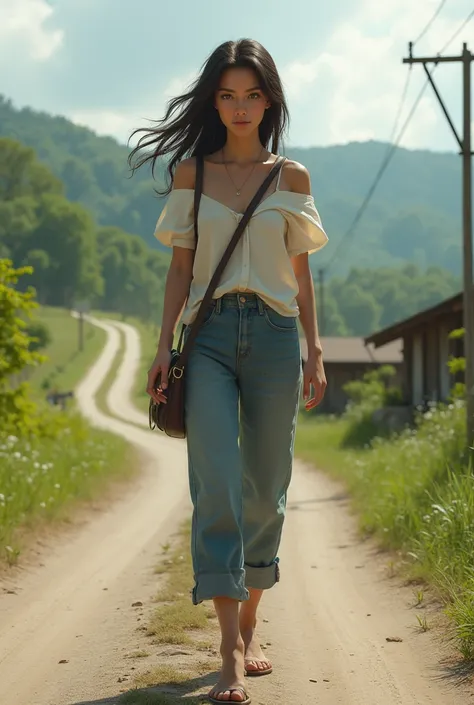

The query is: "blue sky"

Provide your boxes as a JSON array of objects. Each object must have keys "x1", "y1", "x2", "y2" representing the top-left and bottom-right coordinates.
[{"x1": 1, "y1": 0, "x2": 473, "y2": 152}]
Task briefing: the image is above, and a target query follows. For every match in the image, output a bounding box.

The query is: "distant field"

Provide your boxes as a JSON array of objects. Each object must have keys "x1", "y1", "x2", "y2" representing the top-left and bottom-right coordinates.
[{"x1": 28, "y1": 307, "x2": 106, "y2": 397}]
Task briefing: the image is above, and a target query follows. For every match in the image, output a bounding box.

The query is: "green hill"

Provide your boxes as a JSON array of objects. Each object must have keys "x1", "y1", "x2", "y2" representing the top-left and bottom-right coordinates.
[{"x1": 0, "y1": 95, "x2": 463, "y2": 278}]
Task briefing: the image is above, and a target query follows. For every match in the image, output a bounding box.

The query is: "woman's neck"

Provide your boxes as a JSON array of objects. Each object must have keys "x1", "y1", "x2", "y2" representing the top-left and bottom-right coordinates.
[{"x1": 222, "y1": 134, "x2": 268, "y2": 164}]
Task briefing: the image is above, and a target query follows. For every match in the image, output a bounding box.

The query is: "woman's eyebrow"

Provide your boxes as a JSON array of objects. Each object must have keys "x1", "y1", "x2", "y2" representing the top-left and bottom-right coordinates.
[{"x1": 217, "y1": 86, "x2": 262, "y2": 92}]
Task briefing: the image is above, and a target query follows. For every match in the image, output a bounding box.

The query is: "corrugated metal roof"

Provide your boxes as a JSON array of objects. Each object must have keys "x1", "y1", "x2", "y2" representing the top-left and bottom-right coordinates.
[
  {"x1": 365, "y1": 292, "x2": 463, "y2": 348},
  {"x1": 301, "y1": 337, "x2": 403, "y2": 364}
]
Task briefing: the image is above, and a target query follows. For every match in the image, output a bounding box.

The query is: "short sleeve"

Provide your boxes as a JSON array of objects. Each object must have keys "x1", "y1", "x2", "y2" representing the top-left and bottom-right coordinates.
[
  {"x1": 154, "y1": 189, "x2": 195, "y2": 250},
  {"x1": 282, "y1": 194, "x2": 328, "y2": 257}
]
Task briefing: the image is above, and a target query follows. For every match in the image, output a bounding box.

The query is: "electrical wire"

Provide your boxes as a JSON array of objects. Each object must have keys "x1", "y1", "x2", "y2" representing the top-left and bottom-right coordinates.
[
  {"x1": 322, "y1": 6, "x2": 474, "y2": 275},
  {"x1": 438, "y1": 7, "x2": 474, "y2": 53},
  {"x1": 413, "y1": 0, "x2": 448, "y2": 46}
]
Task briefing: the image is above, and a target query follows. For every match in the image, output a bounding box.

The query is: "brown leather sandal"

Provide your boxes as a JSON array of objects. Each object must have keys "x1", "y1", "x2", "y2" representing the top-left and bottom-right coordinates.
[{"x1": 208, "y1": 686, "x2": 251, "y2": 704}]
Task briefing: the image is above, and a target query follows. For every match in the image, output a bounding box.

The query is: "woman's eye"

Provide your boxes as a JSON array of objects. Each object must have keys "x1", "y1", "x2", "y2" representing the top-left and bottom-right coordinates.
[
  {"x1": 220, "y1": 93, "x2": 232, "y2": 100},
  {"x1": 249, "y1": 93, "x2": 262, "y2": 100}
]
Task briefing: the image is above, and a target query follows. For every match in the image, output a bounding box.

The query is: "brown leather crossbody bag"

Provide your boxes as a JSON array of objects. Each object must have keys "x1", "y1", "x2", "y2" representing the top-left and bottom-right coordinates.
[{"x1": 149, "y1": 154, "x2": 285, "y2": 438}]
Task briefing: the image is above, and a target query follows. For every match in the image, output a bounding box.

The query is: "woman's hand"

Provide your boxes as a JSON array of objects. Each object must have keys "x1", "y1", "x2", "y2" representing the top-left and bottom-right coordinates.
[
  {"x1": 146, "y1": 348, "x2": 171, "y2": 404},
  {"x1": 302, "y1": 352, "x2": 327, "y2": 411}
]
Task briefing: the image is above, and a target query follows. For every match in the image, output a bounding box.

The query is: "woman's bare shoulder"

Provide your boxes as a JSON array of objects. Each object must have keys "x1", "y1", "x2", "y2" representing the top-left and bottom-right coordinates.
[
  {"x1": 173, "y1": 157, "x2": 196, "y2": 189},
  {"x1": 281, "y1": 159, "x2": 311, "y2": 195}
]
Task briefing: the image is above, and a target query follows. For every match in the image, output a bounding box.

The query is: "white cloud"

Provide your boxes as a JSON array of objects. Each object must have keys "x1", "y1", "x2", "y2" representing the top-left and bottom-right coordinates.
[
  {"x1": 281, "y1": 0, "x2": 474, "y2": 150},
  {"x1": 162, "y1": 71, "x2": 197, "y2": 102},
  {"x1": 0, "y1": 0, "x2": 471, "y2": 153},
  {"x1": 0, "y1": 0, "x2": 63, "y2": 61},
  {"x1": 70, "y1": 108, "x2": 137, "y2": 143}
]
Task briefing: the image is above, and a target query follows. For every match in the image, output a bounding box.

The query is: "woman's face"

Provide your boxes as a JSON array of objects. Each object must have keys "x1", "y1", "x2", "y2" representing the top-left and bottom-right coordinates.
[{"x1": 215, "y1": 67, "x2": 270, "y2": 138}]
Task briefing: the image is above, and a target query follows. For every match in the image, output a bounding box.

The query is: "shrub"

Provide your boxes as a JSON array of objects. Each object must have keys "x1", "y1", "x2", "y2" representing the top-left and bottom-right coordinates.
[
  {"x1": 341, "y1": 365, "x2": 403, "y2": 447},
  {"x1": 0, "y1": 259, "x2": 45, "y2": 435}
]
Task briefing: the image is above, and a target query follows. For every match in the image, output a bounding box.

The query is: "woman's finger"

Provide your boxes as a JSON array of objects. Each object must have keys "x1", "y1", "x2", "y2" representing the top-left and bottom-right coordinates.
[{"x1": 312, "y1": 381, "x2": 326, "y2": 407}]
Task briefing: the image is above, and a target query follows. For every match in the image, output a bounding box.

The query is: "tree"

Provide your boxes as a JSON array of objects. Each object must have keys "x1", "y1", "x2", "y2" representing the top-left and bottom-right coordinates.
[
  {"x1": 0, "y1": 138, "x2": 63, "y2": 201},
  {"x1": 0, "y1": 197, "x2": 38, "y2": 262},
  {"x1": 24, "y1": 249, "x2": 51, "y2": 304},
  {"x1": 335, "y1": 284, "x2": 382, "y2": 336},
  {"x1": 33, "y1": 194, "x2": 103, "y2": 306},
  {"x1": 0, "y1": 259, "x2": 44, "y2": 433},
  {"x1": 61, "y1": 157, "x2": 96, "y2": 202}
]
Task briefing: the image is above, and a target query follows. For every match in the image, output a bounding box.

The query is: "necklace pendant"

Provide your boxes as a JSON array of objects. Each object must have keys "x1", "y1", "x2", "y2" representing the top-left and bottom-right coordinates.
[{"x1": 236, "y1": 190, "x2": 240, "y2": 196}]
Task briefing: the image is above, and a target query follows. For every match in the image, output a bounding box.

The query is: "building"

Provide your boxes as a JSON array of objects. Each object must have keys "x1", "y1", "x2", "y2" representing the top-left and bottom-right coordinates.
[
  {"x1": 364, "y1": 293, "x2": 464, "y2": 407},
  {"x1": 301, "y1": 337, "x2": 403, "y2": 414}
]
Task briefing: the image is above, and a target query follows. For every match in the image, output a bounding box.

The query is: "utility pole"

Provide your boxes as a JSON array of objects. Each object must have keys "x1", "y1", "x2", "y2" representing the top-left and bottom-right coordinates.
[
  {"x1": 403, "y1": 43, "x2": 474, "y2": 448},
  {"x1": 318, "y1": 268, "x2": 325, "y2": 336}
]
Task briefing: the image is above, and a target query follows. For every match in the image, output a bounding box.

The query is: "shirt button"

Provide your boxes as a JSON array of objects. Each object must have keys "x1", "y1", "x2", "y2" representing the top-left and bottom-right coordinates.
[{"x1": 240, "y1": 296, "x2": 246, "y2": 303}]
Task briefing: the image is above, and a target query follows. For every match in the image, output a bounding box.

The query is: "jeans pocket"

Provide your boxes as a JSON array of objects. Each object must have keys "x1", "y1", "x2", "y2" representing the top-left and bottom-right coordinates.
[
  {"x1": 263, "y1": 306, "x2": 297, "y2": 332},
  {"x1": 187, "y1": 303, "x2": 216, "y2": 336}
]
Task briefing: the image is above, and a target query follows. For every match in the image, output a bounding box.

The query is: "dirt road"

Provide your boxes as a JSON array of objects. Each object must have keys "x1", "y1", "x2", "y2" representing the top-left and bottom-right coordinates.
[{"x1": 0, "y1": 318, "x2": 468, "y2": 704}]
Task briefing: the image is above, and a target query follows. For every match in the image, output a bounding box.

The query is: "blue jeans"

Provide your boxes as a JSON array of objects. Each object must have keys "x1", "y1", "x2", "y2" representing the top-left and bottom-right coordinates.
[{"x1": 184, "y1": 293, "x2": 302, "y2": 605}]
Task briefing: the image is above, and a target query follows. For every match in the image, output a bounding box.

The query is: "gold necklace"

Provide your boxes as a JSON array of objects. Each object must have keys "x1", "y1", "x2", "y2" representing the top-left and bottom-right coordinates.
[{"x1": 222, "y1": 146, "x2": 264, "y2": 196}]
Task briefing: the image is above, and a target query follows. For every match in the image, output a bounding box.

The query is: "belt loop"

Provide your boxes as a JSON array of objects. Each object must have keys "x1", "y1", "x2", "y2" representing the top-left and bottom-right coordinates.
[
  {"x1": 216, "y1": 297, "x2": 222, "y2": 314},
  {"x1": 257, "y1": 296, "x2": 264, "y2": 315}
]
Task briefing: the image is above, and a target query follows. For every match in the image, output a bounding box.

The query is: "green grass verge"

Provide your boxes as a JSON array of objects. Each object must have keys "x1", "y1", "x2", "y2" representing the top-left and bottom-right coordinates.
[
  {"x1": 28, "y1": 306, "x2": 106, "y2": 397},
  {"x1": 94, "y1": 326, "x2": 126, "y2": 416},
  {"x1": 0, "y1": 414, "x2": 133, "y2": 564},
  {"x1": 91, "y1": 311, "x2": 159, "y2": 415},
  {"x1": 119, "y1": 522, "x2": 218, "y2": 705},
  {"x1": 131, "y1": 318, "x2": 160, "y2": 414},
  {"x1": 295, "y1": 402, "x2": 474, "y2": 660}
]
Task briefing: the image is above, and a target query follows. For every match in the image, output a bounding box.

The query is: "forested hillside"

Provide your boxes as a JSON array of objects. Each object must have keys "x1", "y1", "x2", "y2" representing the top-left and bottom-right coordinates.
[
  {"x1": 0, "y1": 95, "x2": 463, "y2": 280},
  {"x1": 0, "y1": 97, "x2": 462, "y2": 335},
  {"x1": 0, "y1": 138, "x2": 168, "y2": 321}
]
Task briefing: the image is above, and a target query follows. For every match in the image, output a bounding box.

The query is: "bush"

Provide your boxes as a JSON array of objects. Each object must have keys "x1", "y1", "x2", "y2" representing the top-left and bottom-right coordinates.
[
  {"x1": 341, "y1": 365, "x2": 403, "y2": 447},
  {"x1": 26, "y1": 320, "x2": 52, "y2": 352},
  {"x1": 0, "y1": 259, "x2": 46, "y2": 435}
]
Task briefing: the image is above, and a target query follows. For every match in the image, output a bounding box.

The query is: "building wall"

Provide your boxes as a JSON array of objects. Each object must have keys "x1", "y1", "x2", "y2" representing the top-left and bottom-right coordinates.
[
  {"x1": 406, "y1": 312, "x2": 464, "y2": 406},
  {"x1": 412, "y1": 333, "x2": 424, "y2": 406}
]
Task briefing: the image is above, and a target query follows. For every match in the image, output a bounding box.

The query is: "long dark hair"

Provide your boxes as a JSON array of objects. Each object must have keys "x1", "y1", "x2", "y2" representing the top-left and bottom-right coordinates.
[{"x1": 128, "y1": 38, "x2": 290, "y2": 194}]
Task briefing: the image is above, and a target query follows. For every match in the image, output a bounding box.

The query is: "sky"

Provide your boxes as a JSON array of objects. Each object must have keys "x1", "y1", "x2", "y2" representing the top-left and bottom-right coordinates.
[{"x1": 1, "y1": 0, "x2": 473, "y2": 153}]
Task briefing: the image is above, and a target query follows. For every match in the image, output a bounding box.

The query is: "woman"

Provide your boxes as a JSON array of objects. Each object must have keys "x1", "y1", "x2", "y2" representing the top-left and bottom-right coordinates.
[{"x1": 129, "y1": 38, "x2": 328, "y2": 705}]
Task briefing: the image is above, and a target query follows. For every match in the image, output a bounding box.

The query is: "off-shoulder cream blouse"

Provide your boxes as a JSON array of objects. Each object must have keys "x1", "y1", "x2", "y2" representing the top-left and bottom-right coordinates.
[{"x1": 154, "y1": 186, "x2": 328, "y2": 325}]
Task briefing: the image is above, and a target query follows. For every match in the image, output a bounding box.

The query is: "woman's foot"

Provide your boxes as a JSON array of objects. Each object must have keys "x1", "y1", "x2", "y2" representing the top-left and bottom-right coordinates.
[
  {"x1": 209, "y1": 638, "x2": 248, "y2": 702},
  {"x1": 240, "y1": 624, "x2": 273, "y2": 676}
]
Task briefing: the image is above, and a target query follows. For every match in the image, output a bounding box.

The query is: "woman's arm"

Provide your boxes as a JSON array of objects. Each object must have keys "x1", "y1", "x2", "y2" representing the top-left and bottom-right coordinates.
[
  {"x1": 147, "y1": 159, "x2": 195, "y2": 403},
  {"x1": 286, "y1": 161, "x2": 327, "y2": 410}
]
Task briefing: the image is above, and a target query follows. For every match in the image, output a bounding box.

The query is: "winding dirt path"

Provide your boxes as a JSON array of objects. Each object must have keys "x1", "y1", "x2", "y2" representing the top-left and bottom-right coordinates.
[{"x1": 0, "y1": 318, "x2": 468, "y2": 704}]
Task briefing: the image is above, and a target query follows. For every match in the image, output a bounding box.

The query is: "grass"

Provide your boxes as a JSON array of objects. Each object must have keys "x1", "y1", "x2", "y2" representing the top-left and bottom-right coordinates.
[
  {"x1": 131, "y1": 318, "x2": 161, "y2": 414},
  {"x1": 119, "y1": 522, "x2": 219, "y2": 705},
  {"x1": 92, "y1": 310, "x2": 160, "y2": 414},
  {"x1": 295, "y1": 401, "x2": 474, "y2": 660},
  {"x1": 28, "y1": 306, "x2": 106, "y2": 398},
  {"x1": 0, "y1": 414, "x2": 133, "y2": 564},
  {"x1": 94, "y1": 325, "x2": 126, "y2": 416}
]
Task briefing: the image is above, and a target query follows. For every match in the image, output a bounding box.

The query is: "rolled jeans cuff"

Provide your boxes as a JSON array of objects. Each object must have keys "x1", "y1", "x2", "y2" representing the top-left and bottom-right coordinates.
[
  {"x1": 245, "y1": 558, "x2": 280, "y2": 590},
  {"x1": 192, "y1": 570, "x2": 249, "y2": 605}
]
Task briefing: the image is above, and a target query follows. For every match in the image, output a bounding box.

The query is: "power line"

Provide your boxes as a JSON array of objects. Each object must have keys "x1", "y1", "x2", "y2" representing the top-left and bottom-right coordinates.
[
  {"x1": 322, "y1": 6, "x2": 474, "y2": 275},
  {"x1": 323, "y1": 80, "x2": 429, "y2": 273},
  {"x1": 387, "y1": 67, "x2": 413, "y2": 148},
  {"x1": 439, "y1": 8, "x2": 474, "y2": 53},
  {"x1": 413, "y1": 0, "x2": 448, "y2": 46}
]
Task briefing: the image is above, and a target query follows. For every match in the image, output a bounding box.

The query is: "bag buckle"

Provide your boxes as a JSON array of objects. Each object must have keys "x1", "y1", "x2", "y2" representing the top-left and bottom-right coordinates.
[{"x1": 171, "y1": 366, "x2": 184, "y2": 380}]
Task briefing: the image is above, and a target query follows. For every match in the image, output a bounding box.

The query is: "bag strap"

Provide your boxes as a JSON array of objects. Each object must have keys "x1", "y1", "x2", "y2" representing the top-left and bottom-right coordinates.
[{"x1": 176, "y1": 155, "x2": 286, "y2": 371}]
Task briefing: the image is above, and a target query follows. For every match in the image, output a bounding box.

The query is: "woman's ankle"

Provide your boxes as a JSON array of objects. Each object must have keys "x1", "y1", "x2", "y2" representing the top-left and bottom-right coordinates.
[{"x1": 220, "y1": 633, "x2": 245, "y2": 655}]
